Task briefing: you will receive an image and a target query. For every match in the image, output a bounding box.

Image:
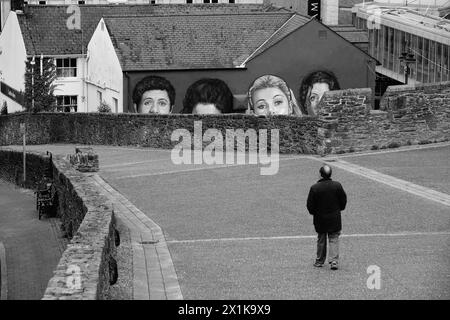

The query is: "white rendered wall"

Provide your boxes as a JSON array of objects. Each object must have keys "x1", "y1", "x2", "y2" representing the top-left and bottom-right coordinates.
[
  {"x1": 86, "y1": 19, "x2": 123, "y2": 113},
  {"x1": 0, "y1": 12, "x2": 27, "y2": 113},
  {"x1": 321, "y1": 0, "x2": 339, "y2": 26}
]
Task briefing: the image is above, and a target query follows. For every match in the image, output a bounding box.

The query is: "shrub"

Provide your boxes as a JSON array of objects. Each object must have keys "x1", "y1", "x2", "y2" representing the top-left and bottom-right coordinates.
[
  {"x1": 418, "y1": 139, "x2": 431, "y2": 145},
  {"x1": 0, "y1": 101, "x2": 7, "y2": 115},
  {"x1": 371, "y1": 145, "x2": 379, "y2": 150},
  {"x1": 387, "y1": 142, "x2": 401, "y2": 149},
  {"x1": 98, "y1": 100, "x2": 112, "y2": 113}
]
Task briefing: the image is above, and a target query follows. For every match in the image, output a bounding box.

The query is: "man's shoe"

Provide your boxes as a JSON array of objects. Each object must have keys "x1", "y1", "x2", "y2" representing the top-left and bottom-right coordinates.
[
  {"x1": 314, "y1": 262, "x2": 324, "y2": 267},
  {"x1": 330, "y1": 261, "x2": 338, "y2": 270}
]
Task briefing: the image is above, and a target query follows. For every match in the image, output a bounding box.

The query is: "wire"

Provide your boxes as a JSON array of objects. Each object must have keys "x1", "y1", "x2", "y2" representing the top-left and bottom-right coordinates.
[{"x1": 409, "y1": 47, "x2": 450, "y2": 73}]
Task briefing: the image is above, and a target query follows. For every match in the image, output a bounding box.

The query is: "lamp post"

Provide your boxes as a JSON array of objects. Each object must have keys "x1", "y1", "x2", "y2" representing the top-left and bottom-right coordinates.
[
  {"x1": 399, "y1": 50, "x2": 416, "y2": 85},
  {"x1": 30, "y1": 56, "x2": 35, "y2": 111}
]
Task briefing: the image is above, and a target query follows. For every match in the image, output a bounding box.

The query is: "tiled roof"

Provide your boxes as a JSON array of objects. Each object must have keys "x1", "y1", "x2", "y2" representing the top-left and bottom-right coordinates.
[
  {"x1": 246, "y1": 14, "x2": 311, "y2": 63},
  {"x1": 104, "y1": 12, "x2": 304, "y2": 71},
  {"x1": 16, "y1": 3, "x2": 290, "y2": 56}
]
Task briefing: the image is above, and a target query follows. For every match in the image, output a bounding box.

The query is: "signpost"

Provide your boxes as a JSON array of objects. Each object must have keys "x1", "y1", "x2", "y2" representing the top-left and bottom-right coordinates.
[
  {"x1": 20, "y1": 123, "x2": 26, "y2": 184},
  {"x1": 307, "y1": 0, "x2": 321, "y2": 20}
]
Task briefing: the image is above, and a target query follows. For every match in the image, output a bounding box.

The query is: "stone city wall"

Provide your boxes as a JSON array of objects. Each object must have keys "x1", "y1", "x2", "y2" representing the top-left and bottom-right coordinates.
[
  {"x1": 0, "y1": 81, "x2": 449, "y2": 155},
  {"x1": 0, "y1": 113, "x2": 322, "y2": 154},
  {"x1": 0, "y1": 149, "x2": 117, "y2": 299},
  {"x1": 317, "y1": 82, "x2": 450, "y2": 154}
]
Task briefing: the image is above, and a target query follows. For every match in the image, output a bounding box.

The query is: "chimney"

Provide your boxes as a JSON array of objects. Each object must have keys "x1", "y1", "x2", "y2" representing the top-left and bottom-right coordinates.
[{"x1": 321, "y1": 0, "x2": 339, "y2": 26}]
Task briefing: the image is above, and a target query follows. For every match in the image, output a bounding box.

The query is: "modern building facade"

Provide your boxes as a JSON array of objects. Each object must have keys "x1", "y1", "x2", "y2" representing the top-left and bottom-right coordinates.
[{"x1": 352, "y1": 3, "x2": 450, "y2": 85}]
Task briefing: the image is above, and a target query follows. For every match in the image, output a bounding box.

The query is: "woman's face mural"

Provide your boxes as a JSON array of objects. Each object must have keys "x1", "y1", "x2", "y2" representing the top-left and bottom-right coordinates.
[
  {"x1": 252, "y1": 87, "x2": 290, "y2": 116},
  {"x1": 192, "y1": 103, "x2": 223, "y2": 115},
  {"x1": 139, "y1": 89, "x2": 171, "y2": 114},
  {"x1": 307, "y1": 82, "x2": 331, "y2": 115},
  {"x1": 247, "y1": 75, "x2": 302, "y2": 116},
  {"x1": 299, "y1": 71, "x2": 341, "y2": 116},
  {"x1": 183, "y1": 78, "x2": 234, "y2": 114}
]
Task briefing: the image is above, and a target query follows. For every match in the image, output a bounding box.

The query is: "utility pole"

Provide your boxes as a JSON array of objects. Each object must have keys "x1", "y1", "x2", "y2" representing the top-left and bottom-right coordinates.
[{"x1": 399, "y1": 50, "x2": 416, "y2": 85}]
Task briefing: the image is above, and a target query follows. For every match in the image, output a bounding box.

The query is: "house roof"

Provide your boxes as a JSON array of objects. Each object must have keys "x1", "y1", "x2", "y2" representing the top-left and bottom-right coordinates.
[
  {"x1": 104, "y1": 12, "x2": 309, "y2": 71},
  {"x1": 16, "y1": 3, "x2": 290, "y2": 56}
]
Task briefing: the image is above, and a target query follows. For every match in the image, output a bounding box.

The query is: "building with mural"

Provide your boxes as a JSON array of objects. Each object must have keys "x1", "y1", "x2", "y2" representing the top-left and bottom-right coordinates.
[{"x1": 0, "y1": 3, "x2": 377, "y2": 113}]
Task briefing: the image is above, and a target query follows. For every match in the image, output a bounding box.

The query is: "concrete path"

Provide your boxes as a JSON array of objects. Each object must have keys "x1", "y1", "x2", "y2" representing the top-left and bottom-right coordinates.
[
  {"x1": 1, "y1": 143, "x2": 449, "y2": 299},
  {"x1": 323, "y1": 159, "x2": 450, "y2": 207},
  {"x1": 0, "y1": 180, "x2": 67, "y2": 300}
]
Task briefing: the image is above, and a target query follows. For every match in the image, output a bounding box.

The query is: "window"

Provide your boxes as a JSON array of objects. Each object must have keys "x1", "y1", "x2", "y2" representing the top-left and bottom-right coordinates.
[
  {"x1": 56, "y1": 58, "x2": 77, "y2": 78},
  {"x1": 186, "y1": 0, "x2": 193, "y2": 3},
  {"x1": 39, "y1": 1, "x2": 47, "y2": 4},
  {"x1": 97, "y1": 91, "x2": 103, "y2": 105},
  {"x1": 113, "y1": 98, "x2": 118, "y2": 113},
  {"x1": 203, "y1": 0, "x2": 210, "y2": 3},
  {"x1": 212, "y1": 0, "x2": 218, "y2": 3},
  {"x1": 151, "y1": 0, "x2": 156, "y2": 4},
  {"x1": 56, "y1": 96, "x2": 77, "y2": 112},
  {"x1": 229, "y1": 0, "x2": 235, "y2": 3},
  {"x1": 78, "y1": 1, "x2": 85, "y2": 4}
]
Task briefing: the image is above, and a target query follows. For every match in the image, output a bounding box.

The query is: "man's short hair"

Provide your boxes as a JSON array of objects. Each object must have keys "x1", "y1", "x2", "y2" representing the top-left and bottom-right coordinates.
[
  {"x1": 298, "y1": 71, "x2": 340, "y2": 115},
  {"x1": 320, "y1": 165, "x2": 332, "y2": 179},
  {"x1": 182, "y1": 78, "x2": 234, "y2": 114},
  {"x1": 132, "y1": 75, "x2": 176, "y2": 107}
]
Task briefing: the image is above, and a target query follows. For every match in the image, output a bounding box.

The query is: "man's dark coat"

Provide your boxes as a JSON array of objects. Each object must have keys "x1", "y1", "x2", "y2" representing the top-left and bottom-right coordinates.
[{"x1": 307, "y1": 178, "x2": 347, "y2": 233}]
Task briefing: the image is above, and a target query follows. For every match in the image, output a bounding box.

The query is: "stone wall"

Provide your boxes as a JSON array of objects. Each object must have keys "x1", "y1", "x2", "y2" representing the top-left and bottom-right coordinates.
[
  {"x1": 0, "y1": 113, "x2": 322, "y2": 154},
  {"x1": 1, "y1": 81, "x2": 449, "y2": 155},
  {"x1": 0, "y1": 149, "x2": 117, "y2": 299},
  {"x1": 317, "y1": 82, "x2": 450, "y2": 154}
]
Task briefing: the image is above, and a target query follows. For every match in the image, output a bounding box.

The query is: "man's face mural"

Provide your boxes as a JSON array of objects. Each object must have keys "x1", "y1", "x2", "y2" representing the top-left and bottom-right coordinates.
[
  {"x1": 252, "y1": 87, "x2": 290, "y2": 116},
  {"x1": 138, "y1": 89, "x2": 171, "y2": 114},
  {"x1": 132, "y1": 75, "x2": 175, "y2": 114},
  {"x1": 307, "y1": 82, "x2": 331, "y2": 116}
]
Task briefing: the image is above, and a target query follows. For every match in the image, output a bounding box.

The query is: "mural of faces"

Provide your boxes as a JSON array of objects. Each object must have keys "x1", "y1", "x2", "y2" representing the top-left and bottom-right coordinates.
[
  {"x1": 132, "y1": 75, "x2": 176, "y2": 114},
  {"x1": 182, "y1": 78, "x2": 234, "y2": 114},
  {"x1": 299, "y1": 71, "x2": 340, "y2": 116},
  {"x1": 247, "y1": 75, "x2": 302, "y2": 116}
]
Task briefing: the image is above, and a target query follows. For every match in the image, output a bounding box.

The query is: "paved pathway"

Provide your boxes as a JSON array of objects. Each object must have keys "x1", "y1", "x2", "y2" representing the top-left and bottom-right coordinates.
[
  {"x1": 91, "y1": 174, "x2": 182, "y2": 300},
  {"x1": 0, "y1": 181, "x2": 66, "y2": 300},
  {"x1": 1, "y1": 143, "x2": 449, "y2": 299}
]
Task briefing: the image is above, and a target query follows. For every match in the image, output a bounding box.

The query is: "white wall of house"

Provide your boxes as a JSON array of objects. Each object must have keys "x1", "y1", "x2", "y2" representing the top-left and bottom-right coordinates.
[
  {"x1": 86, "y1": 19, "x2": 123, "y2": 113},
  {"x1": 53, "y1": 56, "x2": 86, "y2": 112},
  {"x1": 0, "y1": 12, "x2": 27, "y2": 113},
  {"x1": 0, "y1": 0, "x2": 11, "y2": 32}
]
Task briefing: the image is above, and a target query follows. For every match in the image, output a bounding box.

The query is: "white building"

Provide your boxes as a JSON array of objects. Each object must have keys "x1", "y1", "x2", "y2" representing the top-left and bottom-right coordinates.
[
  {"x1": 0, "y1": 10, "x2": 123, "y2": 113},
  {"x1": 352, "y1": 2, "x2": 450, "y2": 85}
]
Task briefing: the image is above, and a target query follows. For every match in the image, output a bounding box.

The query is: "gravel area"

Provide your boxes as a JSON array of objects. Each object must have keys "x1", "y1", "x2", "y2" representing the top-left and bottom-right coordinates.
[{"x1": 105, "y1": 217, "x2": 133, "y2": 300}]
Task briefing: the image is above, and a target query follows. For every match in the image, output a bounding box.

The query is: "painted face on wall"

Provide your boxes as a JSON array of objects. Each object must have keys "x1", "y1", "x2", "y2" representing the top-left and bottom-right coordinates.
[
  {"x1": 307, "y1": 82, "x2": 330, "y2": 115},
  {"x1": 252, "y1": 87, "x2": 290, "y2": 116},
  {"x1": 192, "y1": 103, "x2": 222, "y2": 115},
  {"x1": 138, "y1": 90, "x2": 172, "y2": 114}
]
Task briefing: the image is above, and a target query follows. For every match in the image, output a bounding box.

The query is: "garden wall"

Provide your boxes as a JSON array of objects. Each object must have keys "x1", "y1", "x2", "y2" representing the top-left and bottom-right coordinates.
[{"x1": 0, "y1": 149, "x2": 117, "y2": 299}]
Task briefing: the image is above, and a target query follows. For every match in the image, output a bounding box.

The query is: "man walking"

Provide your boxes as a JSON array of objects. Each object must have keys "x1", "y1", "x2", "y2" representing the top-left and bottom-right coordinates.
[{"x1": 307, "y1": 165, "x2": 347, "y2": 270}]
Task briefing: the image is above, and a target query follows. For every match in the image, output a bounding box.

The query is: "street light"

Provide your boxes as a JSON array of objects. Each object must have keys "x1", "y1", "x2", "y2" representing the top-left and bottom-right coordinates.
[{"x1": 399, "y1": 50, "x2": 416, "y2": 85}]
